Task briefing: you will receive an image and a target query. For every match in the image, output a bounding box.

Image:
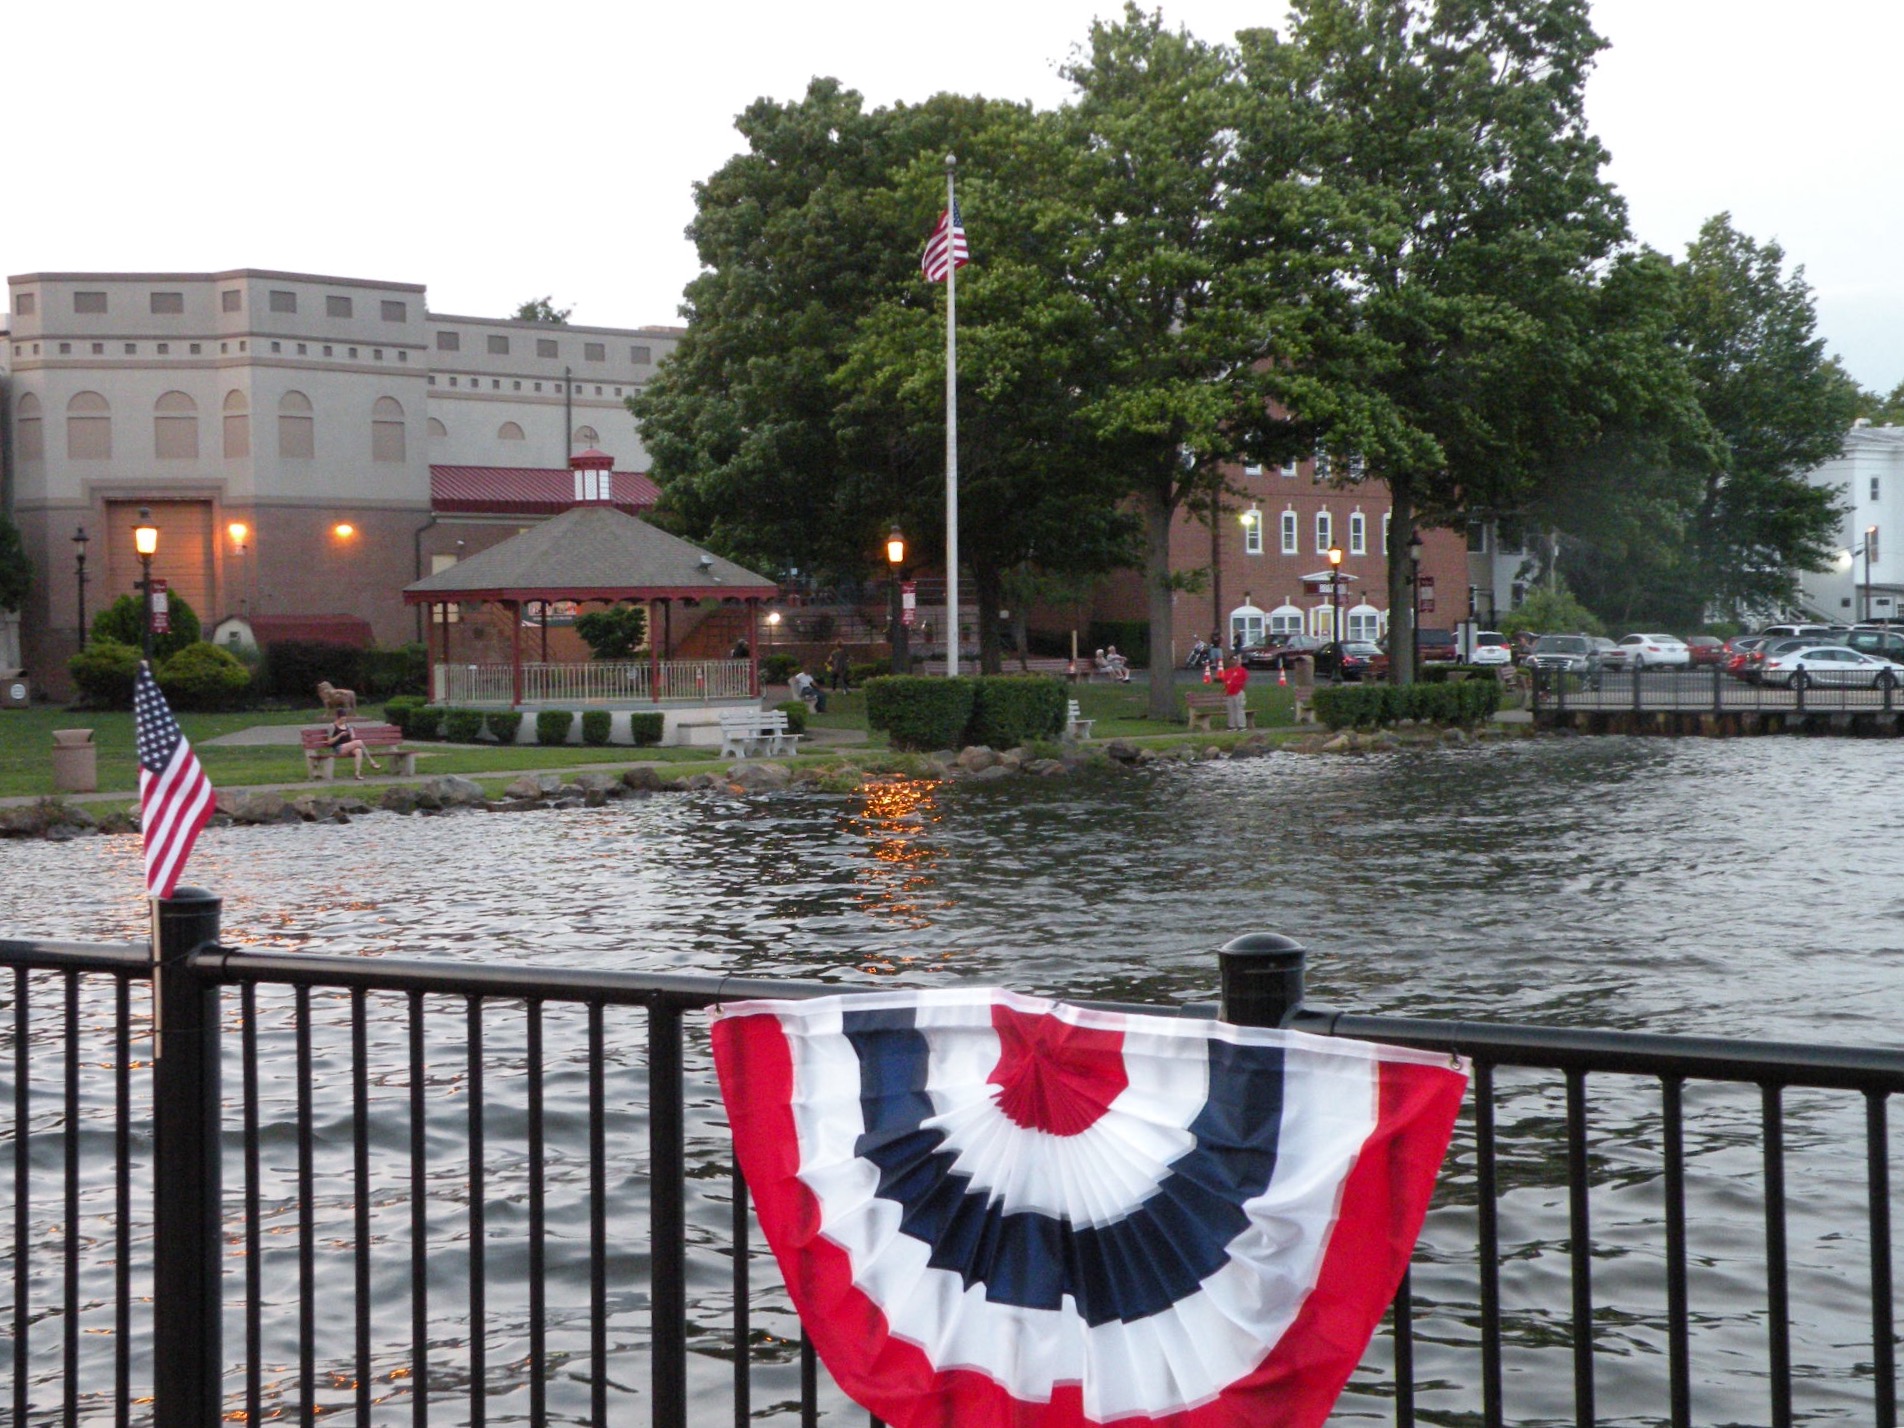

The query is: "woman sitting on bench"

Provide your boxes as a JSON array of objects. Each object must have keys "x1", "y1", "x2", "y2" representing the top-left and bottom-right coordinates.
[{"x1": 325, "y1": 709, "x2": 385, "y2": 780}]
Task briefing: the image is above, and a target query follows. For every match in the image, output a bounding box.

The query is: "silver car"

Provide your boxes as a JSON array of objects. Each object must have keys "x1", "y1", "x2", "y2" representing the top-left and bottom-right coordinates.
[{"x1": 1759, "y1": 644, "x2": 1901, "y2": 690}]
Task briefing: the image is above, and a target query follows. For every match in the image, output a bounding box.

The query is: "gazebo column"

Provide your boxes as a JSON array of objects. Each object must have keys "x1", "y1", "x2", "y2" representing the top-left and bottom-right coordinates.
[
  {"x1": 650, "y1": 599, "x2": 663, "y2": 704},
  {"x1": 748, "y1": 600, "x2": 761, "y2": 698},
  {"x1": 509, "y1": 599, "x2": 523, "y2": 707}
]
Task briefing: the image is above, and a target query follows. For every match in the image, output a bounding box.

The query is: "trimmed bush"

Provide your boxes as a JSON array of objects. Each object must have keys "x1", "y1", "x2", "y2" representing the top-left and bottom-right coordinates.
[
  {"x1": 408, "y1": 705, "x2": 446, "y2": 740},
  {"x1": 1313, "y1": 678, "x2": 1501, "y2": 730},
  {"x1": 970, "y1": 676, "x2": 1065, "y2": 749},
  {"x1": 157, "y1": 642, "x2": 253, "y2": 711},
  {"x1": 485, "y1": 710, "x2": 523, "y2": 745},
  {"x1": 264, "y1": 639, "x2": 365, "y2": 704},
  {"x1": 762, "y1": 653, "x2": 799, "y2": 685},
  {"x1": 848, "y1": 660, "x2": 885, "y2": 686},
  {"x1": 383, "y1": 696, "x2": 425, "y2": 734},
  {"x1": 67, "y1": 639, "x2": 143, "y2": 709},
  {"x1": 443, "y1": 708, "x2": 486, "y2": 743},
  {"x1": 580, "y1": 710, "x2": 612, "y2": 745},
  {"x1": 536, "y1": 710, "x2": 574, "y2": 745},
  {"x1": 864, "y1": 676, "x2": 978, "y2": 751},
  {"x1": 361, "y1": 645, "x2": 428, "y2": 700},
  {"x1": 774, "y1": 700, "x2": 810, "y2": 735},
  {"x1": 628, "y1": 712, "x2": 665, "y2": 746},
  {"x1": 90, "y1": 593, "x2": 201, "y2": 663}
]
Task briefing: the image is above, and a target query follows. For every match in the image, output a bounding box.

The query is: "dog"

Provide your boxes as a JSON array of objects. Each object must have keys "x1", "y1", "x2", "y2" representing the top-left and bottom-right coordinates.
[{"x1": 316, "y1": 680, "x2": 358, "y2": 716}]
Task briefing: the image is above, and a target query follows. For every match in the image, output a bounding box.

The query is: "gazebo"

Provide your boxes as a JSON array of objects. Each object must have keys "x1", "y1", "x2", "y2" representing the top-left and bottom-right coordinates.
[{"x1": 403, "y1": 452, "x2": 780, "y2": 709}]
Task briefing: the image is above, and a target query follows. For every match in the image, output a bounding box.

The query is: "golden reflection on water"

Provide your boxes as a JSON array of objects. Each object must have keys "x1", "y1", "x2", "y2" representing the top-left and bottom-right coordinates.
[{"x1": 848, "y1": 776, "x2": 953, "y2": 957}]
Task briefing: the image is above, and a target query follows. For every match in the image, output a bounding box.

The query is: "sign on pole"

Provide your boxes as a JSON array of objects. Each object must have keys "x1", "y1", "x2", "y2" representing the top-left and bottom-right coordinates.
[
  {"x1": 150, "y1": 578, "x2": 172, "y2": 635},
  {"x1": 900, "y1": 582, "x2": 917, "y2": 629},
  {"x1": 1419, "y1": 575, "x2": 1436, "y2": 615}
]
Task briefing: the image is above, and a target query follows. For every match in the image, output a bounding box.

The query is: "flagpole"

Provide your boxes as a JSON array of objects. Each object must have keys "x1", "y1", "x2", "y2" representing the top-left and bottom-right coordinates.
[{"x1": 944, "y1": 153, "x2": 960, "y2": 679}]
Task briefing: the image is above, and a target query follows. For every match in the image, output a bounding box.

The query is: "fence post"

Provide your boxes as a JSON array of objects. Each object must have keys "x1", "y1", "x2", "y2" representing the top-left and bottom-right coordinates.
[
  {"x1": 1218, "y1": 933, "x2": 1307, "y2": 1028},
  {"x1": 151, "y1": 887, "x2": 223, "y2": 1428}
]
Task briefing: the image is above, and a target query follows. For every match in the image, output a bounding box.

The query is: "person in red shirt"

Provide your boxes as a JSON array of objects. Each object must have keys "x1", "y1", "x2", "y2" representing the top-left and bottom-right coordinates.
[{"x1": 1218, "y1": 656, "x2": 1250, "y2": 730}]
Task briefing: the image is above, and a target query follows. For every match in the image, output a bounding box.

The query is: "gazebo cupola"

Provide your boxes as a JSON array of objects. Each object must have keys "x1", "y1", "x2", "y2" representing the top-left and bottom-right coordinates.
[{"x1": 571, "y1": 447, "x2": 616, "y2": 505}]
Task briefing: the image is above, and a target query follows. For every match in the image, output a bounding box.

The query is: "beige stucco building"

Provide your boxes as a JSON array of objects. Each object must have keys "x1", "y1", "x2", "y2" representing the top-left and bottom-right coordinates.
[{"x1": 0, "y1": 268, "x2": 680, "y2": 689}]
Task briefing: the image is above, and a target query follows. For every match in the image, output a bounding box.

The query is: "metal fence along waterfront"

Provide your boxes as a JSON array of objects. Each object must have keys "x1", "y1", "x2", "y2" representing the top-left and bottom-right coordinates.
[{"x1": 5, "y1": 895, "x2": 1902, "y2": 1427}]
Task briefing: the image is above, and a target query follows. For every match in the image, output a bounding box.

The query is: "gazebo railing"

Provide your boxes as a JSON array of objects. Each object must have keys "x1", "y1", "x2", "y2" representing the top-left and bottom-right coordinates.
[{"x1": 437, "y1": 659, "x2": 755, "y2": 705}]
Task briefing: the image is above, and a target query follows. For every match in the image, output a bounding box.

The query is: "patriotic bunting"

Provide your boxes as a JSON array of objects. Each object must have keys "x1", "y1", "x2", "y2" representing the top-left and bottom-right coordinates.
[{"x1": 714, "y1": 987, "x2": 1466, "y2": 1428}]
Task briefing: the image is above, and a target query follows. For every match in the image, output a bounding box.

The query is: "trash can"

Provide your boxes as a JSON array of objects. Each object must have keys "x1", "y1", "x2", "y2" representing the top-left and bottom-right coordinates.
[{"x1": 51, "y1": 728, "x2": 98, "y2": 794}]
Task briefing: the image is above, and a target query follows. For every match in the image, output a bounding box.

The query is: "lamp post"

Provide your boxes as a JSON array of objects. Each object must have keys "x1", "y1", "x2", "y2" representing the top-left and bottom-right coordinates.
[
  {"x1": 1407, "y1": 529, "x2": 1425, "y2": 684},
  {"x1": 72, "y1": 526, "x2": 90, "y2": 649},
  {"x1": 1865, "y1": 524, "x2": 1879, "y2": 624},
  {"x1": 133, "y1": 508, "x2": 159, "y2": 663},
  {"x1": 887, "y1": 525, "x2": 909, "y2": 675},
  {"x1": 1326, "y1": 544, "x2": 1344, "y2": 681}
]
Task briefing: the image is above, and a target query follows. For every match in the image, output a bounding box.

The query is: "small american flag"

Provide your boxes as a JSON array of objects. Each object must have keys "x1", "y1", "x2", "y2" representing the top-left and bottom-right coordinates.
[
  {"x1": 134, "y1": 664, "x2": 213, "y2": 900},
  {"x1": 920, "y1": 198, "x2": 969, "y2": 283}
]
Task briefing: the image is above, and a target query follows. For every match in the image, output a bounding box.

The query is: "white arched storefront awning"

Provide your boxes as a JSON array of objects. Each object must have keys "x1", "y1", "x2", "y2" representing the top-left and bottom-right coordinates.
[
  {"x1": 1346, "y1": 602, "x2": 1384, "y2": 641},
  {"x1": 1227, "y1": 602, "x2": 1266, "y2": 649},
  {"x1": 1268, "y1": 603, "x2": 1305, "y2": 634}
]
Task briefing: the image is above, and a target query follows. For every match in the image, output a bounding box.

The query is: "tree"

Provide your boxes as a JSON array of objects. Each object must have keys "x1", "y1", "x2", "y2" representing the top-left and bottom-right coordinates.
[
  {"x1": 573, "y1": 603, "x2": 648, "y2": 660},
  {"x1": 0, "y1": 513, "x2": 29, "y2": 613},
  {"x1": 513, "y1": 297, "x2": 572, "y2": 325},
  {"x1": 91, "y1": 592, "x2": 200, "y2": 662}
]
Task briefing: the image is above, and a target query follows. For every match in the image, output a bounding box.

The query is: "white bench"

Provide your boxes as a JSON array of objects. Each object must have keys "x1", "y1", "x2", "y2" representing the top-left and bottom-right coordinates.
[
  {"x1": 718, "y1": 707, "x2": 803, "y2": 759},
  {"x1": 1064, "y1": 700, "x2": 1095, "y2": 741}
]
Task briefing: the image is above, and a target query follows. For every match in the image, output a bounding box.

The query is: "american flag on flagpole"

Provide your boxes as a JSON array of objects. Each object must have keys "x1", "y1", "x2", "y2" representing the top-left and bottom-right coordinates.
[
  {"x1": 134, "y1": 663, "x2": 214, "y2": 900},
  {"x1": 920, "y1": 197, "x2": 969, "y2": 282}
]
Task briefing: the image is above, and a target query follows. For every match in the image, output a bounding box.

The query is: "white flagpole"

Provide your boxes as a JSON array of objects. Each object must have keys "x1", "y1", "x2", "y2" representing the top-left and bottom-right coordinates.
[{"x1": 944, "y1": 153, "x2": 960, "y2": 679}]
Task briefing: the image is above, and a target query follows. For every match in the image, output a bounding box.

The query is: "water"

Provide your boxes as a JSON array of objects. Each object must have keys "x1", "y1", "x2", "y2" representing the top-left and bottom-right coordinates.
[{"x1": 4, "y1": 735, "x2": 1902, "y2": 1424}]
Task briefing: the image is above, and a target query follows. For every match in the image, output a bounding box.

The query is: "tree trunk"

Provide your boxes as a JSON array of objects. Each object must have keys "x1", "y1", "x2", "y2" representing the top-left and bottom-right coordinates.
[
  {"x1": 1388, "y1": 476, "x2": 1416, "y2": 685},
  {"x1": 974, "y1": 561, "x2": 1004, "y2": 675},
  {"x1": 1144, "y1": 486, "x2": 1178, "y2": 720}
]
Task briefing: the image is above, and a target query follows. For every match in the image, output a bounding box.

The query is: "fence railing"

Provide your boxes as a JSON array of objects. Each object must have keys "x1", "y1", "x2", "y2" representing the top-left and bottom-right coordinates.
[
  {"x1": 437, "y1": 658, "x2": 755, "y2": 705},
  {"x1": 6, "y1": 903, "x2": 1902, "y2": 1427},
  {"x1": 1531, "y1": 663, "x2": 1904, "y2": 715}
]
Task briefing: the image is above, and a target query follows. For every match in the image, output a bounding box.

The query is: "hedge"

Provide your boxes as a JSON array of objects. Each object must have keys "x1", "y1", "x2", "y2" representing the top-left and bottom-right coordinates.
[
  {"x1": 774, "y1": 700, "x2": 810, "y2": 735},
  {"x1": 536, "y1": 710, "x2": 574, "y2": 746},
  {"x1": 157, "y1": 643, "x2": 252, "y2": 711},
  {"x1": 1312, "y1": 678, "x2": 1502, "y2": 729},
  {"x1": 762, "y1": 653, "x2": 799, "y2": 685},
  {"x1": 629, "y1": 712, "x2": 665, "y2": 746},
  {"x1": 383, "y1": 696, "x2": 425, "y2": 734},
  {"x1": 864, "y1": 676, "x2": 978, "y2": 751},
  {"x1": 443, "y1": 708, "x2": 486, "y2": 743},
  {"x1": 67, "y1": 639, "x2": 143, "y2": 709},
  {"x1": 970, "y1": 676, "x2": 1065, "y2": 749},
  {"x1": 407, "y1": 705, "x2": 446, "y2": 740},
  {"x1": 580, "y1": 710, "x2": 612, "y2": 745},
  {"x1": 264, "y1": 639, "x2": 363, "y2": 704},
  {"x1": 361, "y1": 645, "x2": 428, "y2": 700},
  {"x1": 485, "y1": 711, "x2": 523, "y2": 744}
]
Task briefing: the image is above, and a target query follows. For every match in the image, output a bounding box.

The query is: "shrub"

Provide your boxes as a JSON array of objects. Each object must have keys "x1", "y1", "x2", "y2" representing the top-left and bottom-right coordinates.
[
  {"x1": 361, "y1": 645, "x2": 427, "y2": 699},
  {"x1": 580, "y1": 710, "x2": 612, "y2": 745},
  {"x1": 67, "y1": 639, "x2": 142, "y2": 709},
  {"x1": 628, "y1": 712, "x2": 665, "y2": 746},
  {"x1": 573, "y1": 604, "x2": 647, "y2": 660},
  {"x1": 443, "y1": 708, "x2": 486, "y2": 743},
  {"x1": 970, "y1": 676, "x2": 1065, "y2": 749},
  {"x1": 407, "y1": 705, "x2": 446, "y2": 740},
  {"x1": 157, "y1": 642, "x2": 252, "y2": 711},
  {"x1": 774, "y1": 700, "x2": 810, "y2": 735},
  {"x1": 264, "y1": 639, "x2": 365, "y2": 704},
  {"x1": 536, "y1": 710, "x2": 574, "y2": 745},
  {"x1": 384, "y1": 696, "x2": 425, "y2": 734},
  {"x1": 864, "y1": 676, "x2": 978, "y2": 751},
  {"x1": 1313, "y1": 678, "x2": 1501, "y2": 730},
  {"x1": 848, "y1": 660, "x2": 885, "y2": 686},
  {"x1": 762, "y1": 653, "x2": 799, "y2": 685},
  {"x1": 90, "y1": 592, "x2": 203, "y2": 663},
  {"x1": 485, "y1": 710, "x2": 523, "y2": 745}
]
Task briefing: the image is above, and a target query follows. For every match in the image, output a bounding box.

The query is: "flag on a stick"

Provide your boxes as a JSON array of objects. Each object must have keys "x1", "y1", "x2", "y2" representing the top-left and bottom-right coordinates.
[
  {"x1": 714, "y1": 987, "x2": 1467, "y2": 1428},
  {"x1": 920, "y1": 197, "x2": 969, "y2": 282},
  {"x1": 135, "y1": 663, "x2": 213, "y2": 900}
]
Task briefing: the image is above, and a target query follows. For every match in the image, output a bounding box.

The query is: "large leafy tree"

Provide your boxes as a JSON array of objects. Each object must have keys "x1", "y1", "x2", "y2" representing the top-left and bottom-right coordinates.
[{"x1": 0, "y1": 513, "x2": 29, "y2": 613}]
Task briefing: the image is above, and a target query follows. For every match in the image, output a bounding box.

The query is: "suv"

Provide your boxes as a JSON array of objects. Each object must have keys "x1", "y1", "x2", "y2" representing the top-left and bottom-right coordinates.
[
  {"x1": 1417, "y1": 628, "x2": 1459, "y2": 663},
  {"x1": 1524, "y1": 633, "x2": 1597, "y2": 676},
  {"x1": 1845, "y1": 626, "x2": 1904, "y2": 663}
]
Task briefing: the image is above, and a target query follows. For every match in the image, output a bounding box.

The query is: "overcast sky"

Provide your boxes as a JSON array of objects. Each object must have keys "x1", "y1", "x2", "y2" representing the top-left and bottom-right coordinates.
[{"x1": 7, "y1": 1, "x2": 1900, "y2": 390}]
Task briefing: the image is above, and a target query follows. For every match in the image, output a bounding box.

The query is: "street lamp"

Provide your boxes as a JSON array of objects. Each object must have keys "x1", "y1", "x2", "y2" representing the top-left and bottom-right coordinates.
[
  {"x1": 1326, "y1": 544, "x2": 1344, "y2": 682},
  {"x1": 887, "y1": 524, "x2": 909, "y2": 675},
  {"x1": 72, "y1": 526, "x2": 90, "y2": 649},
  {"x1": 133, "y1": 508, "x2": 159, "y2": 662},
  {"x1": 1866, "y1": 524, "x2": 1879, "y2": 624},
  {"x1": 765, "y1": 610, "x2": 782, "y2": 648},
  {"x1": 1407, "y1": 529, "x2": 1425, "y2": 683}
]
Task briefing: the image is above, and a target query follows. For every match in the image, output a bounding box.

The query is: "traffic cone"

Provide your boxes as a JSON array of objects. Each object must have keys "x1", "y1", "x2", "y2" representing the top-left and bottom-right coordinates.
[
  {"x1": 1277, "y1": 665, "x2": 1287, "y2": 687},
  {"x1": 1202, "y1": 663, "x2": 1212, "y2": 685}
]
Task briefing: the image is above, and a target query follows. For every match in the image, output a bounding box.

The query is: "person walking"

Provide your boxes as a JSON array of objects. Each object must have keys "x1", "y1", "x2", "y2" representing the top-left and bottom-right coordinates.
[
  {"x1": 1218, "y1": 655, "x2": 1250, "y2": 731},
  {"x1": 827, "y1": 644, "x2": 851, "y2": 691}
]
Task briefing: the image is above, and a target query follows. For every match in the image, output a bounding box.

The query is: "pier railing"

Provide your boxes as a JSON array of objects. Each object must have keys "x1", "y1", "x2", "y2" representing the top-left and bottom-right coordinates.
[
  {"x1": 1531, "y1": 662, "x2": 1903, "y2": 718},
  {"x1": 6, "y1": 899, "x2": 1902, "y2": 1427},
  {"x1": 437, "y1": 658, "x2": 755, "y2": 705}
]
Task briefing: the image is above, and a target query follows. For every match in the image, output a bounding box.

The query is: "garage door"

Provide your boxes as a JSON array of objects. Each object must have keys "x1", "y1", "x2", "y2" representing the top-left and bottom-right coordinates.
[{"x1": 104, "y1": 501, "x2": 214, "y2": 630}]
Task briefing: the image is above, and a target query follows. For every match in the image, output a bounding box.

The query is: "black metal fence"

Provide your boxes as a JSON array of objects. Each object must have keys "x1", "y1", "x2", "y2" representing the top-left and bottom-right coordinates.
[
  {"x1": 1532, "y1": 663, "x2": 1904, "y2": 716},
  {"x1": 5, "y1": 901, "x2": 1902, "y2": 1427}
]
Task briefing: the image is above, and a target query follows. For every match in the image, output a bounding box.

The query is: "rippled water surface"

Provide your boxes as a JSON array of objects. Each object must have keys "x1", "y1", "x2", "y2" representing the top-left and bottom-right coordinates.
[{"x1": 5, "y1": 735, "x2": 1902, "y2": 1425}]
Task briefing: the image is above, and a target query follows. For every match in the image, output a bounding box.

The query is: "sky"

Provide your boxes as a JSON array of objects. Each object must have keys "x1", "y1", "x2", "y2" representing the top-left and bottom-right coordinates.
[{"x1": 6, "y1": 0, "x2": 1902, "y2": 390}]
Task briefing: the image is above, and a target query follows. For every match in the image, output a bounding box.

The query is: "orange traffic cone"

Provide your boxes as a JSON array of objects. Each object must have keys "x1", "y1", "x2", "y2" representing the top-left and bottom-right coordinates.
[
  {"x1": 1277, "y1": 665, "x2": 1287, "y2": 687},
  {"x1": 1202, "y1": 663, "x2": 1212, "y2": 685}
]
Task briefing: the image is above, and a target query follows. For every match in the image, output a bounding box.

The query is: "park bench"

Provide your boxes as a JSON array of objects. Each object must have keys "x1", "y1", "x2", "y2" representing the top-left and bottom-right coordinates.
[
  {"x1": 1183, "y1": 689, "x2": 1256, "y2": 733},
  {"x1": 300, "y1": 724, "x2": 416, "y2": 780},
  {"x1": 718, "y1": 707, "x2": 803, "y2": 760},
  {"x1": 1063, "y1": 700, "x2": 1095, "y2": 741}
]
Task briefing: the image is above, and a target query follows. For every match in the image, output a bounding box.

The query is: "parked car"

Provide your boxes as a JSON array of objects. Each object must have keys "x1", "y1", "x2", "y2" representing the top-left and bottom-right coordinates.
[
  {"x1": 1683, "y1": 634, "x2": 1725, "y2": 667},
  {"x1": 1723, "y1": 634, "x2": 1773, "y2": 680},
  {"x1": 1844, "y1": 626, "x2": 1904, "y2": 663},
  {"x1": 1313, "y1": 640, "x2": 1389, "y2": 682},
  {"x1": 1243, "y1": 634, "x2": 1327, "y2": 671},
  {"x1": 1601, "y1": 633, "x2": 1691, "y2": 671},
  {"x1": 1417, "y1": 628, "x2": 1459, "y2": 663},
  {"x1": 1758, "y1": 623, "x2": 1840, "y2": 642},
  {"x1": 1466, "y1": 631, "x2": 1513, "y2": 667},
  {"x1": 1523, "y1": 633, "x2": 1597, "y2": 676},
  {"x1": 1758, "y1": 645, "x2": 1902, "y2": 689}
]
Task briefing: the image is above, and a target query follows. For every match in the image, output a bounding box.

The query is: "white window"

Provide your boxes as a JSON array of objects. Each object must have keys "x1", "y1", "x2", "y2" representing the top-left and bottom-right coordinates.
[
  {"x1": 1243, "y1": 463, "x2": 1263, "y2": 476},
  {"x1": 1269, "y1": 604, "x2": 1304, "y2": 634},
  {"x1": 1313, "y1": 445, "x2": 1330, "y2": 480},
  {"x1": 1243, "y1": 508, "x2": 1263, "y2": 555},
  {"x1": 1347, "y1": 604, "x2": 1382, "y2": 641},
  {"x1": 1349, "y1": 511, "x2": 1366, "y2": 556},
  {"x1": 1280, "y1": 510, "x2": 1298, "y2": 554},
  {"x1": 1316, "y1": 511, "x2": 1332, "y2": 554}
]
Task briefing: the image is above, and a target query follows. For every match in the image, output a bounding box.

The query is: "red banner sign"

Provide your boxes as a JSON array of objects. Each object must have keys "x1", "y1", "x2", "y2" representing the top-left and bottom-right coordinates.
[
  {"x1": 1418, "y1": 575, "x2": 1435, "y2": 615},
  {"x1": 149, "y1": 578, "x2": 171, "y2": 635},
  {"x1": 901, "y1": 582, "x2": 917, "y2": 629}
]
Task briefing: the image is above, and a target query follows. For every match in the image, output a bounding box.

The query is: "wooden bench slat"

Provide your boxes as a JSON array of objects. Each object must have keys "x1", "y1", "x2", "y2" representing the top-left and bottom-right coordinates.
[
  {"x1": 302, "y1": 724, "x2": 415, "y2": 780},
  {"x1": 1182, "y1": 689, "x2": 1256, "y2": 732}
]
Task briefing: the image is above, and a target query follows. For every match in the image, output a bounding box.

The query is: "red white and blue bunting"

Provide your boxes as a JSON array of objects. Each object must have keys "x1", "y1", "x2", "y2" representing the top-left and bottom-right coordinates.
[{"x1": 713, "y1": 987, "x2": 1466, "y2": 1428}]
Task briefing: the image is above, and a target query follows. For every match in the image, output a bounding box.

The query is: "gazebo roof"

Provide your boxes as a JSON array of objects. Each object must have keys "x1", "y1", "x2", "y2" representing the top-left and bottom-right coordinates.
[{"x1": 403, "y1": 503, "x2": 778, "y2": 604}]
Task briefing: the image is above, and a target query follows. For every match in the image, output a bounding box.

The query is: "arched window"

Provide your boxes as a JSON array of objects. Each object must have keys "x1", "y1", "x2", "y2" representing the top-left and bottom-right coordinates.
[
  {"x1": 1315, "y1": 510, "x2": 1332, "y2": 554},
  {"x1": 572, "y1": 425, "x2": 599, "y2": 446},
  {"x1": 15, "y1": 392, "x2": 43, "y2": 462},
  {"x1": 497, "y1": 422, "x2": 525, "y2": 441},
  {"x1": 222, "y1": 390, "x2": 249, "y2": 459},
  {"x1": 155, "y1": 391, "x2": 199, "y2": 459},
  {"x1": 1346, "y1": 603, "x2": 1383, "y2": 642},
  {"x1": 1227, "y1": 601, "x2": 1266, "y2": 651},
  {"x1": 427, "y1": 417, "x2": 447, "y2": 439},
  {"x1": 278, "y1": 391, "x2": 314, "y2": 459},
  {"x1": 1268, "y1": 604, "x2": 1305, "y2": 635},
  {"x1": 372, "y1": 396, "x2": 405, "y2": 463},
  {"x1": 1348, "y1": 510, "x2": 1367, "y2": 556},
  {"x1": 1279, "y1": 509, "x2": 1298, "y2": 555},
  {"x1": 67, "y1": 391, "x2": 111, "y2": 460}
]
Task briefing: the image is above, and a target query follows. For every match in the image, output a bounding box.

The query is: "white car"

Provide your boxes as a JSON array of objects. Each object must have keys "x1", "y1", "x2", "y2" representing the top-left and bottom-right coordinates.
[
  {"x1": 1466, "y1": 631, "x2": 1513, "y2": 666},
  {"x1": 1759, "y1": 644, "x2": 1902, "y2": 689},
  {"x1": 1606, "y1": 632, "x2": 1691, "y2": 671}
]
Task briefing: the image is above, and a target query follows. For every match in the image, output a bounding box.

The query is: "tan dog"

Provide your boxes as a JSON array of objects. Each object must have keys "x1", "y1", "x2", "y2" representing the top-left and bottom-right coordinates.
[{"x1": 316, "y1": 680, "x2": 358, "y2": 716}]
